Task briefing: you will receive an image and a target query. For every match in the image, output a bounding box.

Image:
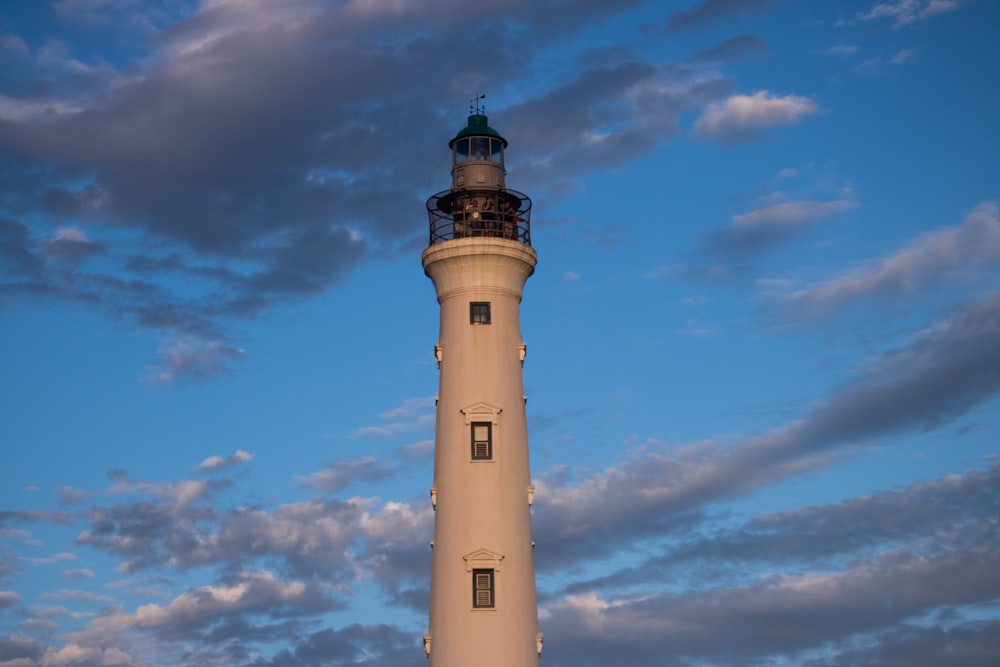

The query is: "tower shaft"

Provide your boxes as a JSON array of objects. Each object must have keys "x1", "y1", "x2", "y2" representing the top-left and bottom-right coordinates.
[{"x1": 422, "y1": 112, "x2": 541, "y2": 666}]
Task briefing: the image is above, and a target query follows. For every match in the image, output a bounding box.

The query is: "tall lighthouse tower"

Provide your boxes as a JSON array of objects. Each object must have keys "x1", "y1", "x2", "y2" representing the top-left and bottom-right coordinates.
[{"x1": 421, "y1": 106, "x2": 542, "y2": 667}]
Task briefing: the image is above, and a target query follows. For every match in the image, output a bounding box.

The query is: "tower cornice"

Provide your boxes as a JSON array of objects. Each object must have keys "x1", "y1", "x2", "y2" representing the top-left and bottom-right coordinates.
[{"x1": 422, "y1": 238, "x2": 537, "y2": 304}]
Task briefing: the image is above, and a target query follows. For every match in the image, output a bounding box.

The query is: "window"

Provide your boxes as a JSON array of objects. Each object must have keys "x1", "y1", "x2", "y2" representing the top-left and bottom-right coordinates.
[
  {"x1": 470, "y1": 302, "x2": 491, "y2": 325},
  {"x1": 471, "y1": 422, "x2": 492, "y2": 460},
  {"x1": 473, "y1": 569, "x2": 494, "y2": 608}
]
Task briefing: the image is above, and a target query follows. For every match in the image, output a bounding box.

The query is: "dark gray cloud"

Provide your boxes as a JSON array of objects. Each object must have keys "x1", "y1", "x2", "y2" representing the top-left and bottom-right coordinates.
[
  {"x1": 245, "y1": 623, "x2": 420, "y2": 667},
  {"x1": 297, "y1": 457, "x2": 395, "y2": 493},
  {"x1": 803, "y1": 621, "x2": 1000, "y2": 667},
  {"x1": 0, "y1": 0, "x2": 732, "y2": 382},
  {"x1": 561, "y1": 463, "x2": 1000, "y2": 593},
  {"x1": 704, "y1": 199, "x2": 856, "y2": 254},
  {"x1": 0, "y1": 634, "x2": 44, "y2": 663},
  {"x1": 688, "y1": 34, "x2": 768, "y2": 63},
  {"x1": 72, "y1": 466, "x2": 432, "y2": 599},
  {"x1": 667, "y1": 0, "x2": 772, "y2": 33},
  {"x1": 786, "y1": 289, "x2": 1000, "y2": 445},
  {"x1": 540, "y1": 545, "x2": 1000, "y2": 666}
]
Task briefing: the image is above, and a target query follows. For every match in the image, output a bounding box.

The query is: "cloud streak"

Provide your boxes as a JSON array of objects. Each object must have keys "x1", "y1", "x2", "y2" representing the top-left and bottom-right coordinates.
[{"x1": 776, "y1": 201, "x2": 1000, "y2": 318}]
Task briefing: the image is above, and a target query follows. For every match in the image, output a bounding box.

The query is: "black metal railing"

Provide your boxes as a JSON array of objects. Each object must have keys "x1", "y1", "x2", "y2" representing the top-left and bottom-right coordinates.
[{"x1": 426, "y1": 188, "x2": 532, "y2": 246}]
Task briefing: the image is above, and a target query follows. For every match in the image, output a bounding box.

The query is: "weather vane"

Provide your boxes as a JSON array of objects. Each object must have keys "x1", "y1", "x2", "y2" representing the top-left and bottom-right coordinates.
[{"x1": 469, "y1": 92, "x2": 486, "y2": 115}]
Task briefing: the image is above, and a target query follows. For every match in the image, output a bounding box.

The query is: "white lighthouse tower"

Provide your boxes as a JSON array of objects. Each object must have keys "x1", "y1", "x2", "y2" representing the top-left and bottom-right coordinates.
[{"x1": 421, "y1": 104, "x2": 542, "y2": 667}]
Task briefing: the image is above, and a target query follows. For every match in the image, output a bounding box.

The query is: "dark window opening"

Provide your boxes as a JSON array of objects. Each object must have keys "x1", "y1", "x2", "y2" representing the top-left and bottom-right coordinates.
[
  {"x1": 473, "y1": 569, "x2": 494, "y2": 608},
  {"x1": 471, "y1": 422, "x2": 492, "y2": 460},
  {"x1": 470, "y1": 302, "x2": 491, "y2": 325}
]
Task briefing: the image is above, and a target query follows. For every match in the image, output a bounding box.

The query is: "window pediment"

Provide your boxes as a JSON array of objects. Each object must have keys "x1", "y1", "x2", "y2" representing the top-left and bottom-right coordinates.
[
  {"x1": 460, "y1": 402, "x2": 501, "y2": 425},
  {"x1": 463, "y1": 548, "x2": 504, "y2": 572}
]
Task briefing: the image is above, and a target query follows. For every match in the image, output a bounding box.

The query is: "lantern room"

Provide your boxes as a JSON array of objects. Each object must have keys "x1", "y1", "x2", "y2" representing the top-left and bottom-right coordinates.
[{"x1": 449, "y1": 114, "x2": 508, "y2": 191}]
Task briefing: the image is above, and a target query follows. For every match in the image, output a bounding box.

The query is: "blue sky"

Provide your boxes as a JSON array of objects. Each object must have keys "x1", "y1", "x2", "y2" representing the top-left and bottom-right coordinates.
[{"x1": 1, "y1": 0, "x2": 999, "y2": 665}]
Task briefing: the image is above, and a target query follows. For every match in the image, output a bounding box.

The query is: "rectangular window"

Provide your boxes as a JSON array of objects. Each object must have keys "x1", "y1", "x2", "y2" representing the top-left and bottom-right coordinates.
[
  {"x1": 470, "y1": 302, "x2": 491, "y2": 324},
  {"x1": 473, "y1": 569, "x2": 494, "y2": 608},
  {"x1": 471, "y1": 422, "x2": 492, "y2": 460}
]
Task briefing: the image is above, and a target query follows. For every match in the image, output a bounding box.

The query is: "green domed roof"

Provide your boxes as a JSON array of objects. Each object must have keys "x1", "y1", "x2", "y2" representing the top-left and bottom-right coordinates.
[{"x1": 450, "y1": 114, "x2": 508, "y2": 148}]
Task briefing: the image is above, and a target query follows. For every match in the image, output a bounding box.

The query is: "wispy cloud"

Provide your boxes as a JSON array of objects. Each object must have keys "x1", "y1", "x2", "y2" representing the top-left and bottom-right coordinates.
[
  {"x1": 195, "y1": 449, "x2": 254, "y2": 474},
  {"x1": 666, "y1": 0, "x2": 772, "y2": 33},
  {"x1": 858, "y1": 48, "x2": 917, "y2": 72},
  {"x1": 144, "y1": 337, "x2": 246, "y2": 384},
  {"x1": 707, "y1": 199, "x2": 857, "y2": 253},
  {"x1": 296, "y1": 456, "x2": 395, "y2": 493},
  {"x1": 774, "y1": 201, "x2": 1000, "y2": 319},
  {"x1": 846, "y1": 0, "x2": 963, "y2": 29}
]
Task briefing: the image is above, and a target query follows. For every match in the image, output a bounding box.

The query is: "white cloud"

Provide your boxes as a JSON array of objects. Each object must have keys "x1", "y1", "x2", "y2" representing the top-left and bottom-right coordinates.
[
  {"x1": 195, "y1": 449, "x2": 253, "y2": 473},
  {"x1": 693, "y1": 91, "x2": 819, "y2": 142}
]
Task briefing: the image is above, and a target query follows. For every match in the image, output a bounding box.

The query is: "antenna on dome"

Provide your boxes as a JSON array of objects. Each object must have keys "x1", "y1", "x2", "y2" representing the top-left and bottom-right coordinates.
[{"x1": 469, "y1": 92, "x2": 486, "y2": 115}]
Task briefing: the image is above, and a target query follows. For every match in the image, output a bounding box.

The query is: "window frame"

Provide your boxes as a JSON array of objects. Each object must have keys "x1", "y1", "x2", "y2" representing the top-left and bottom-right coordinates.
[
  {"x1": 472, "y1": 568, "x2": 495, "y2": 609},
  {"x1": 471, "y1": 421, "x2": 493, "y2": 460}
]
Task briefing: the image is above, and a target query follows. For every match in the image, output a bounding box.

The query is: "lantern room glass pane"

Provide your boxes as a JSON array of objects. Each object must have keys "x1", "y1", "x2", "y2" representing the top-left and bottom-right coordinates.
[
  {"x1": 470, "y1": 137, "x2": 490, "y2": 161},
  {"x1": 454, "y1": 138, "x2": 471, "y2": 164},
  {"x1": 491, "y1": 139, "x2": 503, "y2": 164}
]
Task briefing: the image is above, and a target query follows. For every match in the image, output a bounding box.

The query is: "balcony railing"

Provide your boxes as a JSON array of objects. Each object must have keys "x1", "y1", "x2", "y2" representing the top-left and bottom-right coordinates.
[{"x1": 426, "y1": 188, "x2": 532, "y2": 246}]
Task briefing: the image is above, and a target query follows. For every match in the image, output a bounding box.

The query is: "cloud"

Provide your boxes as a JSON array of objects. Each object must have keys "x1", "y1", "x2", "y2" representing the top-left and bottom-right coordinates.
[
  {"x1": 37, "y1": 571, "x2": 342, "y2": 666},
  {"x1": 62, "y1": 569, "x2": 96, "y2": 580},
  {"x1": 565, "y1": 463, "x2": 1000, "y2": 593},
  {"x1": 776, "y1": 201, "x2": 1000, "y2": 318},
  {"x1": 666, "y1": 0, "x2": 772, "y2": 33},
  {"x1": 0, "y1": 590, "x2": 21, "y2": 608},
  {"x1": 804, "y1": 621, "x2": 1000, "y2": 667},
  {"x1": 707, "y1": 199, "x2": 857, "y2": 252},
  {"x1": 244, "y1": 623, "x2": 419, "y2": 667},
  {"x1": 693, "y1": 91, "x2": 820, "y2": 142},
  {"x1": 296, "y1": 457, "x2": 395, "y2": 493},
  {"x1": 0, "y1": 635, "x2": 44, "y2": 665},
  {"x1": 540, "y1": 545, "x2": 1000, "y2": 665},
  {"x1": 43, "y1": 228, "x2": 103, "y2": 264},
  {"x1": 688, "y1": 34, "x2": 768, "y2": 63},
  {"x1": 55, "y1": 487, "x2": 89, "y2": 506},
  {"x1": 352, "y1": 396, "x2": 436, "y2": 438},
  {"x1": 533, "y1": 291, "x2": 1000, "y2": 568},
  {"x1": 41, "y1": 589, "x2": 115, "y2": 605},
  {"x1": 0, "y1": 0, "x2": 722, "y2": 381},
  {"x1": 858, "y1": 48, "x2": 917, "y2": 72},
  {"x1": 73, "y1": 465, "x2": 433, "y2": 594},
  {"x1": 144, "y1": 337, "x2": 246, "y2": 384},
  {"x1": 849, "y1": 0, "x2": 963, "y2": 29},
  {"x1": 195, "y1": 450, "x2": 254, "y2": 474},
  {"x1": 822, "y1": 44, "x2": 861, "y2": 56}
]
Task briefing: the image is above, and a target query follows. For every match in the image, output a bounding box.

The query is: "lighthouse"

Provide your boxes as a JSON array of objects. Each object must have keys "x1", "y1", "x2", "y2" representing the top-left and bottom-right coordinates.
[{"x1": 421, "y1": 105, "x2": 542, "y2": 667}]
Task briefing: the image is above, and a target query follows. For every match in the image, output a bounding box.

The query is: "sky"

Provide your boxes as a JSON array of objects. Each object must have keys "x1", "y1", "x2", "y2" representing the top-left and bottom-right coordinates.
[{"x1": 1, "y1": 0, "x2": 999, "y2": 665}]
